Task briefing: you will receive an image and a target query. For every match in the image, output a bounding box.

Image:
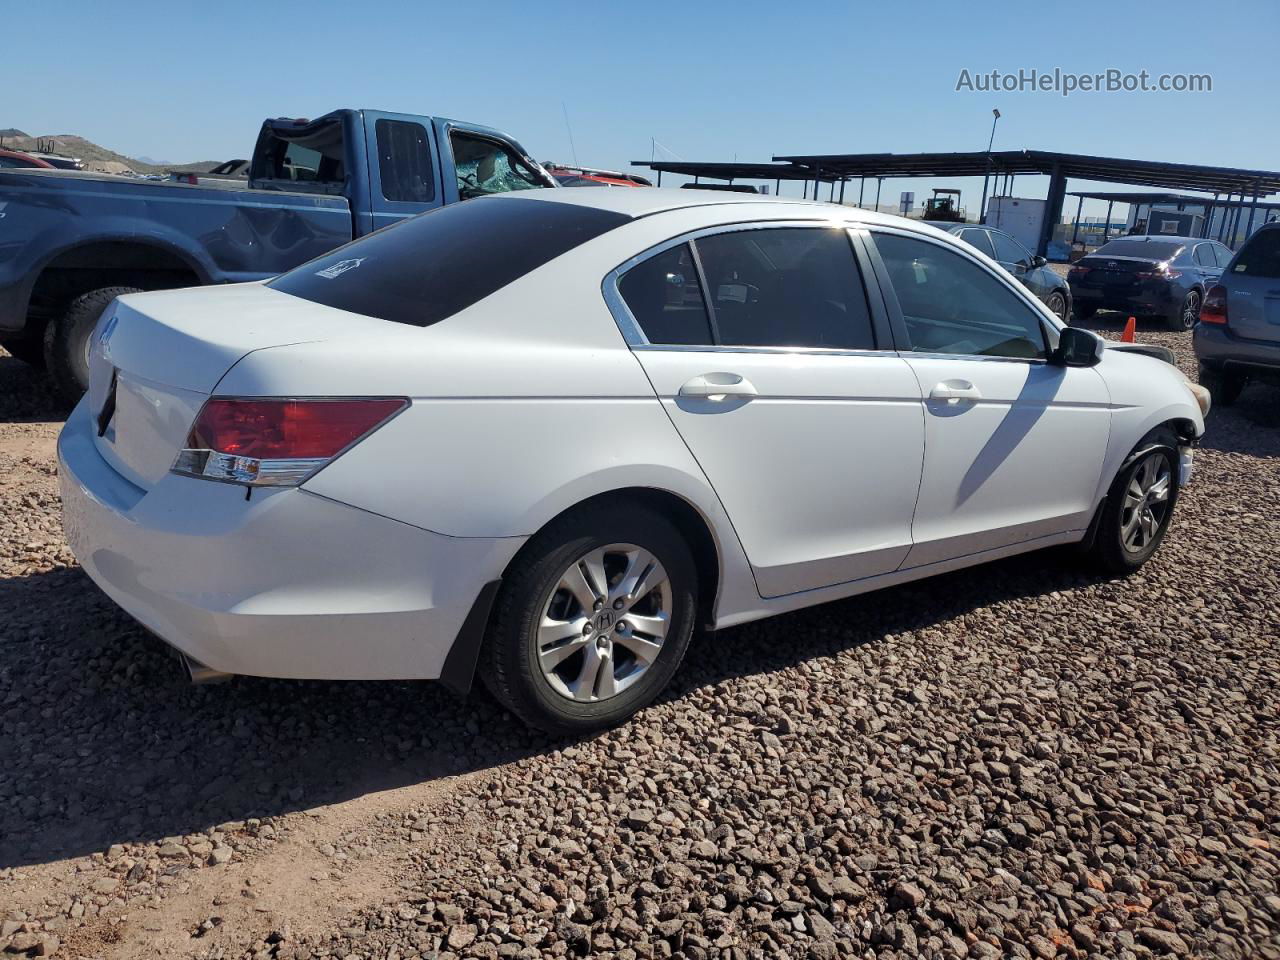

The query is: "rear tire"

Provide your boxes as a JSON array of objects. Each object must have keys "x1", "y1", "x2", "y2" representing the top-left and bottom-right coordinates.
[
  {"x1": 44, "y1": 286, "x2": 141, "y2": 404},
  {"x1": 0, "y1": 334, "x2": 46, "y2": 369},
  {"x1": 479, "y1": 502, "x2": 698, "y2": 735},
  {"x1": 1087, "y1": 427, "x2": 1180, "y2": 575},
  {"x1": 1170, "y1": 289, "x2": 1201, "y2": 331},
  {"x1": 1198, "y1": 362, "x2": 1244, "y2": 407}
]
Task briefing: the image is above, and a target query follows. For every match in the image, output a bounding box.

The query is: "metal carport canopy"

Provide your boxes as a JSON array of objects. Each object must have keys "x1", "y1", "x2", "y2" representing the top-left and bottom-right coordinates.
[
  {"x1": 630, "y1": 160, "x2": 841, "y2": 182},
  {"x1": 775, "y1": 149, "x2": 1280, "y2": 196}
]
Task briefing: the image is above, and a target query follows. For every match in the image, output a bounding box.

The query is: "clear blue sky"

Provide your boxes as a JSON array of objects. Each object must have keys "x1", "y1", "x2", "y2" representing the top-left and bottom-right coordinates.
[{"x1": 4, "y1": 0, "x2": 1277, "y2": 219}]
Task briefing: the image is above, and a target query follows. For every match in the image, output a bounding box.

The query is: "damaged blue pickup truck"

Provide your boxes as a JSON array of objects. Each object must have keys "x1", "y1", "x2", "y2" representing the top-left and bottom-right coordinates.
[{"x1": 0, "y1": 108, "x2": 555, "y2": 400}]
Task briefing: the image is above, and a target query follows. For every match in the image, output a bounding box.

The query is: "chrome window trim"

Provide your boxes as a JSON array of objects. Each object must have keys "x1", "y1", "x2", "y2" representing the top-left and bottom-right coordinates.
[{"x1": 601, "y1": 218, "x2": 879, "y2": 355}]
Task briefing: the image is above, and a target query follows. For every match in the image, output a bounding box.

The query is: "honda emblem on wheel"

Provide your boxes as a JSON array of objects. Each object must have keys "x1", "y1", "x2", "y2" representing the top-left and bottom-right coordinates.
[{"x1": 595, "y1": 610, "x2": 614, "y2": 632}]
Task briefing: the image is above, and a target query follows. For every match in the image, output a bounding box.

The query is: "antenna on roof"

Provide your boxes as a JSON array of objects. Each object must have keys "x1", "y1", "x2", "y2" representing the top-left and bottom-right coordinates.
[{"x1": 561, "y1": 102, "x2": 578, "y2": 166}]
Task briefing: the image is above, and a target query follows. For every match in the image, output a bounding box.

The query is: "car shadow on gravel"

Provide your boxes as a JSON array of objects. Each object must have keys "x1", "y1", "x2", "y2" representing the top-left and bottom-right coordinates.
[
  {"x1": 1, "y1": 548, "x2": 1113, "y2": 870},
  {"x1": 0, "y1": 354, "x2": 68, "y2": 424}
]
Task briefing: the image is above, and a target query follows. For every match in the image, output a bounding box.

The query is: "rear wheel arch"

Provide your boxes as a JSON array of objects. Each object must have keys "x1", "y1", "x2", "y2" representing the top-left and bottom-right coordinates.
[
  {"x1": 25, "y1": 237, "x2": 207, "y2": 333},
  {"x1": 502, "y1": 487, "x2": 723, "y2": 630}
]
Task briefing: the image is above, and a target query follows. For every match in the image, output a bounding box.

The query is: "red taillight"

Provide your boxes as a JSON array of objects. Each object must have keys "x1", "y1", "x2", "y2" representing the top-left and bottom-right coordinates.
[
  {"x1": 175, "y1": 398, "x2": 406, "y2": 486},
  {"x1": 1068, "y1": 265, "x2": 1091, "y2": 278},
  {"x1": 1200, "y1": 284, "x2": 1228, "y2": 325},
  {"x1": 1136, "y1": 261, "x2": 1180, "y2": 281}
]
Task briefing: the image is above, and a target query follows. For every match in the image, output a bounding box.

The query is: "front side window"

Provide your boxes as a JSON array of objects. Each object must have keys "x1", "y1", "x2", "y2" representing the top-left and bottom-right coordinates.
[
  {"x1": 450, "y1": 132, "x2": 547, "y2": 199},
  {"x1": 1213, "y1": 244, "x2": 1234, "y2": 268},
  {"x1": 376, "y1": 119, "x2": 435, "y2": 204},
  {"x1": 991, "y1": 231, "x2": 1031, "y2": 265},
  {"x1": 959, "y1": 229, "x2": 996, "y2": 259},
  {"x1": 873, "y1": 232, "x2": 1047, "y2": 360},
  {"x1": 617, "y1": 227, "x2": 877, "y2": 351}
]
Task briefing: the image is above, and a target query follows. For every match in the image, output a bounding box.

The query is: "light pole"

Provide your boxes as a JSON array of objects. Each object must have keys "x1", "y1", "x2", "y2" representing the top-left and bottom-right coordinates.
[{"x1": 979, "y1": 108, "x2": 1001, "y2": 224}]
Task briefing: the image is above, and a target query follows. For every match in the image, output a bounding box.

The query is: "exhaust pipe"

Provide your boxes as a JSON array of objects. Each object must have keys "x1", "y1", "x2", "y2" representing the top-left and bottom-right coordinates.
[{"x1": 182, "y1": 653, "x2": 233, "y2": 685}]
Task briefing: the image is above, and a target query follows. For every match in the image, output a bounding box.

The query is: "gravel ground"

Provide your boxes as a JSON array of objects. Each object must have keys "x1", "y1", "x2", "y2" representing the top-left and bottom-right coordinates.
[{"x1": 1, "y1": 324, "x2": 1278, "y2": 960}]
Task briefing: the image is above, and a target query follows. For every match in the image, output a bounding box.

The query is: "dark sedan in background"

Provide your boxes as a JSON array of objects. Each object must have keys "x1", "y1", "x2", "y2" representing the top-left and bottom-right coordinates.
[
  {"x1": 935, "y1": 223, "x2": 1072, "y2": 320},
  {"x1": 1068, "y1": 236, "x2": 1233, "y2": 331}
]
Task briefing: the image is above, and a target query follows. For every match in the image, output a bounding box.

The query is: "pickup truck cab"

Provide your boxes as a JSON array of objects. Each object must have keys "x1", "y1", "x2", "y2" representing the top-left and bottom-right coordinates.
[{"x1": 0, "y1": 108, "x2": 554, "y2": 399}]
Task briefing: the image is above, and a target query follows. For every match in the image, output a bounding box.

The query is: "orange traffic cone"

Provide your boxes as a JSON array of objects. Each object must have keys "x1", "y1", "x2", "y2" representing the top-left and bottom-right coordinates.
[{"x1": 1121, "y1": 316, "x2": 1137, "y2": 342}]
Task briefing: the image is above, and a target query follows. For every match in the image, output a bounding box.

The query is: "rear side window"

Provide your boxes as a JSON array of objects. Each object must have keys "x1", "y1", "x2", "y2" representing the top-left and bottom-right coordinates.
[
  {"x1": 270, "y1": 197, "x2": 629, "y2": 327},
  {"x1": 619, "y1": 228, "x2": 876, "y2": 350},
  {"x1": 376, "y1": 119, "x2": 435, "y2": 203},
  {"x1": 1194, "y1": 243, "x2": 1216, "y2": 267},
  {"x1": 617, "y1": 244, "x2": 714, "y2": 345},
  {"x1": 1231, "y1": 229, "x2": 1280, "y2": 278}
]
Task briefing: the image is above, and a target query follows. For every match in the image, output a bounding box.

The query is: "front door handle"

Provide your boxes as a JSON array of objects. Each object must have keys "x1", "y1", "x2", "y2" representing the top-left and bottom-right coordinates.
[
  {"x1": 930, "y1": 380, "x2": 982, "y2": 404},
  {"x1": 679, "y1": 373, "x2": 758, "y2": 400}
]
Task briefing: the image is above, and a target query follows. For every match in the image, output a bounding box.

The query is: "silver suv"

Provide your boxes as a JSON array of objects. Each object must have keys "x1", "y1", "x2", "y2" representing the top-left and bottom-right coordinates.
[{"x1": 1194, "y1": 222, "x2": 1280, "y2": 405}]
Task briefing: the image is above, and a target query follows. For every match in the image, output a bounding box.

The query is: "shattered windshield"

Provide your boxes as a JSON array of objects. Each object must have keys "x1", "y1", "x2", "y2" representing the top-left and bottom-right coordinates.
[{"x1": 450, "y1": 131, "x2": 548, "y2": 199}]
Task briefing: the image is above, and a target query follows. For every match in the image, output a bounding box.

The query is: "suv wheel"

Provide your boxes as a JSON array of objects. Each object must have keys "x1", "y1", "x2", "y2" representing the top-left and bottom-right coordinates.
[
  {"x1": 480, "y1": 503, "x2": 698, "y2": 734},
  {"x1": 1198, "y1": 362, "x2": 1244, "y2": 407}
]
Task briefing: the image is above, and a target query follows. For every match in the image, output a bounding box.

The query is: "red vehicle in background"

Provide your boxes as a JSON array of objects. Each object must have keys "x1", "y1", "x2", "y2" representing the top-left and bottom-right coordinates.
[
  {"x1": 544, "y1": 163, "x2": 651, "y2": 187},
  {"x1": 0, "y1": 149, "x2": 55, "y2": 170}
]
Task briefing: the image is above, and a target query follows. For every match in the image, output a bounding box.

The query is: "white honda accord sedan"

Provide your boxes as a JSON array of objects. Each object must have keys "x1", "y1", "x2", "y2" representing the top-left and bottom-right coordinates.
[{"x1": 59, "y1": 189, "x2": 1208, "y2": 733}]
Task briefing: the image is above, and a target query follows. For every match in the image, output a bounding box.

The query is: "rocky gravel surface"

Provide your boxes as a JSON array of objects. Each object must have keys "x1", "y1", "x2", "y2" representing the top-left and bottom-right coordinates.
[{"x1": 1, "y1": 326, "x2": 1278, "y2": 959}]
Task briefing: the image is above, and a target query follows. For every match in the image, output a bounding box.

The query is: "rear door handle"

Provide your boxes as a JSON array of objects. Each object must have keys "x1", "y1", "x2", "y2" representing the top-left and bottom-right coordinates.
[
  {"x1": 679, "y1": 373, "x2": 758, "y2": 399},
  {"x1": 930, "y1": 380, "x2": 982, "y2": 404}
]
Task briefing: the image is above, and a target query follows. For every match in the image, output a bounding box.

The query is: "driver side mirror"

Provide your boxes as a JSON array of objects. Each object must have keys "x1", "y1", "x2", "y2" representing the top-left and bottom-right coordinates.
[
  {"x1": 1029, "y1": 255, "x2": 1048, "y2": 269},
  {"x1": 1052, "y1": 327, "x2": 1104, "y2": 367}
]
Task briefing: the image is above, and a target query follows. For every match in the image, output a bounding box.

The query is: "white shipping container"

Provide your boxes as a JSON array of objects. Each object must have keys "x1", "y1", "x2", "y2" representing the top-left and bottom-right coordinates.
[{"x1": 985, "y1": 197, "x2": 1046, "y2": 253}]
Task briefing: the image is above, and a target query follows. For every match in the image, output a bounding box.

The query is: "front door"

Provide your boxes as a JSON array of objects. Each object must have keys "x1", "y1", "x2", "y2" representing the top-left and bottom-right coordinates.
[
  {"x1": 610, "y1": 224, "x2": 925, "y2": 598},
  {"x1": 867, "y1": 228, "x2": 1111, "y2": 567}
]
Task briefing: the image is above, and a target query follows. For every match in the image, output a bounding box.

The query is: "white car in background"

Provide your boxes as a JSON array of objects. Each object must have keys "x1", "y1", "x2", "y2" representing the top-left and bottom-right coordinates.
[{"x1": 59, "y1": 190, "x2": 1208, "y2": 734}]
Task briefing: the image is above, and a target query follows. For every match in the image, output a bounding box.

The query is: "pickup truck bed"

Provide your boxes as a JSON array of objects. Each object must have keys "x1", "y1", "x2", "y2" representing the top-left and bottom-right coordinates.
[{"x1": 0, "y1": 107, "x2": 553, "y2": 401}]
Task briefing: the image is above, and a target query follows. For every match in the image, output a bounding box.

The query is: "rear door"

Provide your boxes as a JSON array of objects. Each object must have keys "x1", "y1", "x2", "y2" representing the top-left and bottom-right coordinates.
[
  {"x1": 1223, "y1": 227, "x2": 1280, "y2": 343},
  {"x1": 611, "y1": 223, "x2": 925, "y2": 598},
  {"x1": 1192, "y1": 242, "x2": 1224, "y2": 288},
  {"x1": 865, "y1": 227, "x2": 1111, "y2": 567},
  {"x1": 363, "y1": 111, "x2": 444, "y2": 234}
]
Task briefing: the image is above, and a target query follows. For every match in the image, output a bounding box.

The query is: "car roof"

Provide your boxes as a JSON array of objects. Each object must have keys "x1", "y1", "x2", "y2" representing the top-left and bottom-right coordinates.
[{"x1": 505, "y1": 186, "x2": 914, "y2": 226}]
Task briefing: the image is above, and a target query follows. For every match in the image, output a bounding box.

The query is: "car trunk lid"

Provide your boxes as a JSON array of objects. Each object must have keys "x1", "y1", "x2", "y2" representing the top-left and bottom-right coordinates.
[{"x1": 87, "y1": 283, "x2": 392, "y2": 489}]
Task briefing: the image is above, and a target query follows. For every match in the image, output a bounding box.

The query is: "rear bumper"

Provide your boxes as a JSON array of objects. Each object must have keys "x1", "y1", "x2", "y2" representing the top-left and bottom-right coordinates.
[
  {"x1": 58, "y1": 399, "x2": 524, "y2": 680},
  {"x1": 1194, "y1": 324, "x2": 1280, "y2": 379},
  {"x1": 1069, "y1": 282, "x2": 1178, "y2": 316}
]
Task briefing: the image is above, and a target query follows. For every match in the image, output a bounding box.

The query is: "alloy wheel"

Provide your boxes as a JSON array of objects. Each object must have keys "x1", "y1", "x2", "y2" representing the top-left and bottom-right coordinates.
[
  {"x1": 1120, "y1": 452, "x2": 1172, "y2": 553},
  {"x1": 1047, "y1": 291, "x2": 1067, "y2": 320},
  {"x1": 536, "y1": 543, "x2": 671, "y2": 702},
  {"x1": 1181, "y1": 290, "x2": 1201, "y2": 330}
]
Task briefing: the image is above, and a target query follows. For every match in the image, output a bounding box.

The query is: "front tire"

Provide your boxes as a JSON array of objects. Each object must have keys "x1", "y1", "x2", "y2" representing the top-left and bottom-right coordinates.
[
  {"x1": 479, "y1": 502, "x2": 698, "y2": 735},
  {"x1": 1170, "y1": 289, "x2": 1201, "y2": 331},
  {"x1": 44, "y1": 286, "x2": 141, "y2": 404},
  {"x1": 1198, "y1": 362, "x2": 1244, "y2": 407},
  {"x1": 1045, "y1": 290, "x2": 1069, "y2": 322},
  {"x1": 1088, "y1": 428, "x2": 1180, "y2": 575}
]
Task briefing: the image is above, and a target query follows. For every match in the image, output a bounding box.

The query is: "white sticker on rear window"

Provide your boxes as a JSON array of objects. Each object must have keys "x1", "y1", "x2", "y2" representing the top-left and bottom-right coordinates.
[{"x1": 315, "y1": 258, "x2": 365, "y2": 279}]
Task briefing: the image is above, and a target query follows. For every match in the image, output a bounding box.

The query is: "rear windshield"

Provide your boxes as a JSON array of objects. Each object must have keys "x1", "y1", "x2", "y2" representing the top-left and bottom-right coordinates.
[
  {"x1": 1093, "y1": 239, "x2": 1184, "y2": 259},
  {"x1": 269, "y1": 197, "x2": 629, "y2": 327},
  {"x1": 1231, "y1": 228, "x2": 1280, "y2": 278}
]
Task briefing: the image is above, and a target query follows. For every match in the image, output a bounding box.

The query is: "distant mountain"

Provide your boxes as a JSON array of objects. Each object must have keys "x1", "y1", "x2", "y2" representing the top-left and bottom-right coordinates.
[{"x1": 0, "y1": 130, "x2": 221, "y2": 175}]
